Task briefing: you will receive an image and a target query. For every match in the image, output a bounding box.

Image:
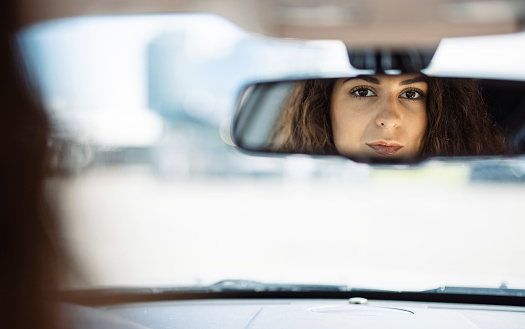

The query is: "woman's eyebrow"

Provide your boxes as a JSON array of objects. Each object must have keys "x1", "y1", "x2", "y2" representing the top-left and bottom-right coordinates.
[
  {"x1": 343, "y1": 75, "x2": 380, "y2": 85},
  {"x1": 400, "y1": 75, "x2": 427, "y2": 85}
]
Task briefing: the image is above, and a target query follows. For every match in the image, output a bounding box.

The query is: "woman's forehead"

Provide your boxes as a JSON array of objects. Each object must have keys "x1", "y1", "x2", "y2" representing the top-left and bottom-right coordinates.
[{"x1": 338, "y1": 74, "x2": 427, "y2": 86}]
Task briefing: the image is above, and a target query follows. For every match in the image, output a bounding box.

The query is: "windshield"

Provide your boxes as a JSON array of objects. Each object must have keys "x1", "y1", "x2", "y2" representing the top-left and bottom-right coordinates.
[{"x1": 19, "y1": 14, "x2": 525, "y2": 296}]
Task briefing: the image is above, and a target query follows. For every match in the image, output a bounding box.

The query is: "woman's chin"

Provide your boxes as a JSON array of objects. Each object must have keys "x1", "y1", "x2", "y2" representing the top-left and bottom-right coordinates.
[{"x1": 336, "y1": 148, "x2": 420, "y2": 163}]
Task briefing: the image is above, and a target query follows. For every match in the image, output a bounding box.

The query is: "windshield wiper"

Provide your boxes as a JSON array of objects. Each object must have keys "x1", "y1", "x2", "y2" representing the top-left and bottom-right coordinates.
[
  {"x1": 208, "y1": 280, "x2": 348, "y2": 292},
  {"x1": 422, "y1": 286, "x2": 525, "y2": 297}
]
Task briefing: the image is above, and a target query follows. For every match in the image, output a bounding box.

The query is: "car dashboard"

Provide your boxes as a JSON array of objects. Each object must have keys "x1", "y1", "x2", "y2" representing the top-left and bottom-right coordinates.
[{"x1": 62, "y1": 297, "x2": 525, "y2": 329}]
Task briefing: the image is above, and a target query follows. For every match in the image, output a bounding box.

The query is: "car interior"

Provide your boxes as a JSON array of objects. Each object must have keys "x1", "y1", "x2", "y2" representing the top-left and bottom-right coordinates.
[{"x1": 8, "y1": 0, "x2": 525, "y2": 328}]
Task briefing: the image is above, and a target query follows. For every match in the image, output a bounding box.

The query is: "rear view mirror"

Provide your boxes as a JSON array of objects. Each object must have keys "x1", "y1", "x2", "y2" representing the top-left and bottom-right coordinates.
[{"x1": 232, "y1": 75, "x2": 525, "y2": 164}]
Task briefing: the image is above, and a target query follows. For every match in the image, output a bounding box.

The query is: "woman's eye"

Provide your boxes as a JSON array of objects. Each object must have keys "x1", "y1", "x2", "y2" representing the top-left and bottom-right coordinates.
[
  {"x1": 400, "y1": 90, "x2": 423, "y2": 99},
  {"x1": 351, "y1": 88, "x2": 375, "y2": 98}
]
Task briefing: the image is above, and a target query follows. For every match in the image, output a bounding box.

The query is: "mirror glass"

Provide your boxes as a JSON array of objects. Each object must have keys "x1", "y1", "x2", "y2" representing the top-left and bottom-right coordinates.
[{"x1": 233, "y1": 75, "x2": 525, "y2": 163}]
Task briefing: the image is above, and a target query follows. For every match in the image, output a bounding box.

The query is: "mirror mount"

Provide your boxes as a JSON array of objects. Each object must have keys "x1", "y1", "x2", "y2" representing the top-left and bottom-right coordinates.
[{"x1": 347, "y1": 48, "x2": 436, "y2": 73}]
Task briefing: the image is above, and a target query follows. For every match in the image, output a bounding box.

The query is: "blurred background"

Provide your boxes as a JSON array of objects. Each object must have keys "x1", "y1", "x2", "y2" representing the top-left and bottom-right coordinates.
[{"x1": 18, "y1": 13, "x2": 525, "y2": 292}]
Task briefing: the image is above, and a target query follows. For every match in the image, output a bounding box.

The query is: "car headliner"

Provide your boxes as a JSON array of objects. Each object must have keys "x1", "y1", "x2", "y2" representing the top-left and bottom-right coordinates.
[{"x1": 15, "y1": 0, "x2": 524, "y2": 47}]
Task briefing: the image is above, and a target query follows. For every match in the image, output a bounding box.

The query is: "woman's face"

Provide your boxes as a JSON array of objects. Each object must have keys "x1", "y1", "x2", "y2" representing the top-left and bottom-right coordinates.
[{"x1": 330, "y1": 74, "x2": 428, "y2": 158}]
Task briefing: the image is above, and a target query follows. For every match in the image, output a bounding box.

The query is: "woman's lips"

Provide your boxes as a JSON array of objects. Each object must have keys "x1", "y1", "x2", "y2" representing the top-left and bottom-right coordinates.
[{"x1": 366, "y1": 142, "x2": 403, "y2": 155}]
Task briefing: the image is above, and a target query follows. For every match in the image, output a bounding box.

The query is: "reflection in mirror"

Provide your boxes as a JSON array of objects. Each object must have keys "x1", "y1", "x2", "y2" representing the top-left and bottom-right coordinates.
[{"x1": 233, "y1": 75, "x2": 525, "y2": 163}]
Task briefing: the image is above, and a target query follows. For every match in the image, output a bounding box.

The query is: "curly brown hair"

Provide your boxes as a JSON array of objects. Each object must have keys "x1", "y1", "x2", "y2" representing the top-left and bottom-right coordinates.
[{"x1": 269, "y1": 77, "x2": 507, "y2": 158}]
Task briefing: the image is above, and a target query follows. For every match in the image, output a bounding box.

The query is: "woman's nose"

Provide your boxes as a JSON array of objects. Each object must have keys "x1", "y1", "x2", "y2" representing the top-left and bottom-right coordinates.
[{"x1": 375, "y1": 98, "x2": 401, "y2": 128}]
